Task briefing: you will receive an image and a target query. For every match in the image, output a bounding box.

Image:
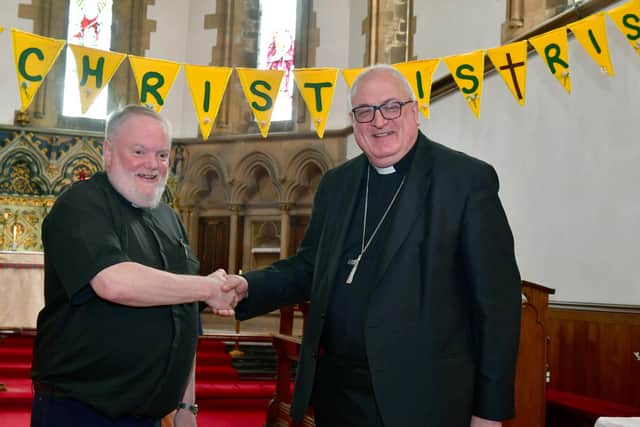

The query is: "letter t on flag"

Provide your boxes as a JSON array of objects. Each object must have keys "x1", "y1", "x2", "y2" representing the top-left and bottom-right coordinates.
[{"x1": 293, "y1": 68, "x2": 338, "y2": 138}]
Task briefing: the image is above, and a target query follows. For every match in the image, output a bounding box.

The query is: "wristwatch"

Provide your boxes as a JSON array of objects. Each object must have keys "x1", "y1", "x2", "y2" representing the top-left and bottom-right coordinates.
[{"x1": 177, "y1": 402, "x2": 198, "y2": 416}]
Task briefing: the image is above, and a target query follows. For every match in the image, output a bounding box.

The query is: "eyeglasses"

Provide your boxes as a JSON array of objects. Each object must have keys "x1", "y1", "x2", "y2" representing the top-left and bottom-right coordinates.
[{"x1": 351, "y1": 100, "x2": 415, "y2": 123}]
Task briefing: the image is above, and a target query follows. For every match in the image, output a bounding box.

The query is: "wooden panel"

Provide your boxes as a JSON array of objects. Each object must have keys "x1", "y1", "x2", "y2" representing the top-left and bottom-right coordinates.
[
  {"x1": 197, "y1": 216, "x2": 230, "y2": 275},
  {"x1": 546, "y1": 306, "x2": 640, "y2": 407},
  {"x1": 504, "y1": 281, "x2": 554, "y2": 427},
  {"x1": 288, "y1": 215, "x2": 310, "y2": 256}
]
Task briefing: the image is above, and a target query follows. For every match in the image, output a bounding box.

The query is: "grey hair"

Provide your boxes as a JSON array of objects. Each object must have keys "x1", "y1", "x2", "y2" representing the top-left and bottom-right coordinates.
[
  {"x1": 348, "y1": 64, "x2": 416, "y2": 109},
  {"x1": 105, "y1": 105, "x2": 172, "y2": 144}
]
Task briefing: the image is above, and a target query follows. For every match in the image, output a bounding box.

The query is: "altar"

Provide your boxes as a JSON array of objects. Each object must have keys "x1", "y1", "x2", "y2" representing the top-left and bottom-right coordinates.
[{"x1": 0, "y1": 251, "x2": 44, "y2": 329}]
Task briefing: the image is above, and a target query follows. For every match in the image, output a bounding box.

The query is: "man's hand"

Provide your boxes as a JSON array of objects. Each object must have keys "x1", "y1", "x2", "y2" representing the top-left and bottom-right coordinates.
[
  {"x1": 204, "y1": 269, "x2": 235, "y2": 316},
  {"x1": 470, "y1": 416, "x2": 501, "y2": 427},
  {"x1": 210, "y1": 274, "x2": 249, "y2": 316}
]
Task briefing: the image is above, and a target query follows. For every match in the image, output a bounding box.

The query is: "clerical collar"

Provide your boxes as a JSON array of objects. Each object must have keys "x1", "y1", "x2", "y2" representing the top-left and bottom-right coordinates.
[
  {"x1": 369, "y1": 142, "x2": 418, "y2": 175},
  {"x1": 372, "y1": 165, "x2": 396, "y2": 175}
]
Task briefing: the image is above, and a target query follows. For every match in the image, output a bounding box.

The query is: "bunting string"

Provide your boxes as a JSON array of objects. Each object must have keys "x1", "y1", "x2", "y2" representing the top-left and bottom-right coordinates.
[{"x1": 6, "y1": 0, "x2": 640, "y2": 138}]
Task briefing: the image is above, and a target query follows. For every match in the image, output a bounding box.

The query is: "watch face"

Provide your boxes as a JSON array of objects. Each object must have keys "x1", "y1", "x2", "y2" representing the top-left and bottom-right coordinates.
[{"x1": 178, "y1": 402, "x2": 198, "y2": 415}]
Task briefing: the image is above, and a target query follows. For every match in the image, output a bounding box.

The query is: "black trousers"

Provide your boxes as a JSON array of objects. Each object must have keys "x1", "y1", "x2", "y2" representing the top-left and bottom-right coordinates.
[{"x1": 311, "y1": 355, "x2": 385, "y2": 427}]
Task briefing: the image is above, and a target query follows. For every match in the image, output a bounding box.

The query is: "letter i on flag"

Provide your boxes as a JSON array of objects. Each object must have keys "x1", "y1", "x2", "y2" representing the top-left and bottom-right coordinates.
[
  {"x1": 529, "y1": 27, "x2": 571, "y2": 93},
  {"x1": 487, "y1": 41, "x2": 528, "y2": 106},
  {"x1": 393, "y1": 59, "x2": 441, "y2": 118},
  {"x1": 443, "y1": 49, "x2": 485, "y2": 118},
  {"x1": 184, "y1": 65, "x2": 232, "y2": 140},
  {"x1": 68, "y1": 45, "x2": 127, "y2": 114},
  {"x1": 128, "y1": 55, "x2": 182, "y2": 112},
  {"x1": 293, "y1": 68, "x2": 338, "y2": 138},
  {"x1": 11, "y1": 28, "x2": 66, "y2": 111},
  {"x1": 236, "y1": 68, "x2": 284, "y2": 138},
  {"x1": 341, "y1": 67, "x2": 367, "y2": 89},
  {"x1": 568, "y1": 13, "x2": 614, "y2": 76},
  {"x1": 607, "y1": 0, "x2": 640, "y2": 56}
]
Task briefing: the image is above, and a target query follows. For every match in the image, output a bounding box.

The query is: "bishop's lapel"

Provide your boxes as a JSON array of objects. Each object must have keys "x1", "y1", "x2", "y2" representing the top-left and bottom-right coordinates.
[
  {"x1": 322, "y1": 156, "x2": 367, "y2": 286},
  {"x1": 372, "y1": 136, "x2": 434, "y2": 285}
]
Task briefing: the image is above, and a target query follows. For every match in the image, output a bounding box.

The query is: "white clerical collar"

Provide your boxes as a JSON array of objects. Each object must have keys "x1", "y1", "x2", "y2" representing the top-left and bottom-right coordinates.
[{"x1": 371, "y1": 164, "x2": 396, "y2": 175}]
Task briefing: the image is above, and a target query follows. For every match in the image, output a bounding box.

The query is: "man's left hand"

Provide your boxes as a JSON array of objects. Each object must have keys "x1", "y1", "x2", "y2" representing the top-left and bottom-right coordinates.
[{"x1": 470, "y1": 415, "x2": 501, "y2": 427}]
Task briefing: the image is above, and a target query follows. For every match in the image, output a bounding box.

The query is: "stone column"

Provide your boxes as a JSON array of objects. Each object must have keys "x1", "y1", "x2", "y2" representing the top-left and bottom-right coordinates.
[
  {"x1": 228, "y1": 204, "x2": 240, "y2": 273},
  {"x1": 279, "y1": 203, "x2": 290, "y2": 260}
]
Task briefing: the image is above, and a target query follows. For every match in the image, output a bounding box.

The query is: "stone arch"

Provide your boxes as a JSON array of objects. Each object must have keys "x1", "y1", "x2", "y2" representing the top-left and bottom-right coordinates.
[
  {"x1": 0, "y1": 150, "x2": 50, "y2": 196},
  {"x1": 284, "y1": 148, "x2": 333, "y2": 204},
  {"x1": 180, "y1": 153, "x2": 231, "y2": 207},
  {"x1": 51, "y1": 154, "x2": 104, "y2": 194},
  {"x1": 232, "y1": 151, "x2": 282, "y2": 205}
]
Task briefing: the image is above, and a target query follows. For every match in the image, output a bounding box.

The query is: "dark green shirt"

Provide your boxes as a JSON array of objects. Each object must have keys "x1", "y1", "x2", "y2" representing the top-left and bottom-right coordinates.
[{"x1": 31, "y1": 172, "x2": 200, "y2": 419}]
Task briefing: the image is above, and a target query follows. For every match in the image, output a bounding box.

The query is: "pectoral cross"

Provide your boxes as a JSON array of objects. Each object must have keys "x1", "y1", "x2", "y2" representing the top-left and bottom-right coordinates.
[{"x1": 346, "y1": 254, "x2": 361, "y2": 284}]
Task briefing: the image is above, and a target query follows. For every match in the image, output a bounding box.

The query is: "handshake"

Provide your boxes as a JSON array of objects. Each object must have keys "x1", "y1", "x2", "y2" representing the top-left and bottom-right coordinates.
[{"x1": 205, "y1": 269, "x2": 249, "y2": 316}]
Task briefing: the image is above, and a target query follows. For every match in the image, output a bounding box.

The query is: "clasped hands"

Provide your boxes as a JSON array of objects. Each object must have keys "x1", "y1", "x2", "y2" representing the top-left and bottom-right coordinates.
[{"x1": 205, "y1": 269, "x2": 248, "y2": 316}]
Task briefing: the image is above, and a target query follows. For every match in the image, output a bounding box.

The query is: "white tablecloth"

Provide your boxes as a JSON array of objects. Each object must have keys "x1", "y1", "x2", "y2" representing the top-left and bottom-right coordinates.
[
  {"x1": 596, "y1": 418, "x2": 640, "y2": 427},
  {"x1": 0, "y1": 251, "x2": 44, "y2": 329}
]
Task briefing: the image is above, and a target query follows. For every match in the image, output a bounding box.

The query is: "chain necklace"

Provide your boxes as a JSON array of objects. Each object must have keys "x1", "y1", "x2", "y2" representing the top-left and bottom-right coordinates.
[{"x1": 346, "y1": 166, "x2": 406, "y2": 284}]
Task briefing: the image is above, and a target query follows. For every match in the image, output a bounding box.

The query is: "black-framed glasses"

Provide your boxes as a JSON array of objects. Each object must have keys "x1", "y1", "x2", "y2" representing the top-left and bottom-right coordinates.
[{"x1": 351, "y1": 100, "x2": 415, "y2": 123}]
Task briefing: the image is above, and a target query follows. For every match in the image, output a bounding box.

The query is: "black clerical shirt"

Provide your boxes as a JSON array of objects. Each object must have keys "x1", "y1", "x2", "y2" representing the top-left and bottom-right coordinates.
[{"x1": 320, "y1": 144, "x2": 417, "y2": 361}]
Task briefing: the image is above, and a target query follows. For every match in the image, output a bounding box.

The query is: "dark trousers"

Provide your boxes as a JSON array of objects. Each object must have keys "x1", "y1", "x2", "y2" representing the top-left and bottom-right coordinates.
[
  {"x1": 311, "y1": 355, "x2": 385, "y2": 427},
  {"x1": 31, "y1": 393, "x2": 160, "y2": 427}
]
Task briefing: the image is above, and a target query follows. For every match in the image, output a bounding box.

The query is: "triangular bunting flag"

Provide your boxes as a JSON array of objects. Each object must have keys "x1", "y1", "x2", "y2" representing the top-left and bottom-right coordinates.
[
  {"x1": 184, "y1": 65, "x2": 232, "y2": 140},
  {"x1": 293, "y1": 68, "x2": 338, "y2": 138},
  {"x1": 443, "y1": 49, "x2": 485, "y2": 118},
  {"x1": 341, "y1": 67, "x2": 366, "y2": 89},
  {"x1": 529, "y1": 27, "x2": 572, "y2": 93},
  {"x1": 393, "y1": 59, "x2": 441, "y2": 118},
  {"x1": 607, "y1": 0, "x2": 640, "y2": 56},
  {"x1": 11, "y1": 28, "x2": 66, "y2": 111},
  {"x1": 568, "y1": 13, "x2": 614, "y2": 76},
  {"x1": 487, "y1": 41, "x2": 528, "y2": 106},
  {"x1": 128, "y1": 55, "x2": 182, "y2": 112},
  {"x1": 68, "y1": 44, "x2": 127, "y2": 114},
  {"x1": 236, "y1": 68, "x2": 284, "y2": 138}
]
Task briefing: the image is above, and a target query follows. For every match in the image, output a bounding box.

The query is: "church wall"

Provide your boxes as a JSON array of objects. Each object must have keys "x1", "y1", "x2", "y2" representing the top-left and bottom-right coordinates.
[{"x1": 409, "y1": 0, "x2": 639, "y2": 305}]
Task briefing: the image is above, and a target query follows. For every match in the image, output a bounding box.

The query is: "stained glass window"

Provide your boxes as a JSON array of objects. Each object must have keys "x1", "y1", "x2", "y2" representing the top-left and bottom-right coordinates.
[
  {"x1": 62, "y1": 0, "x2": 113, "y2": 119},
  {"x1": 257, "y1": 0, "x2": 297, "y2": 122}
]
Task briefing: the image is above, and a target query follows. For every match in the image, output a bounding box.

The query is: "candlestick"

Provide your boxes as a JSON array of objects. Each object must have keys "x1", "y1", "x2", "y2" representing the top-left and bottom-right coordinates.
[{"x1": 12, "y1": 224, "x2": 17, "y2": 251}]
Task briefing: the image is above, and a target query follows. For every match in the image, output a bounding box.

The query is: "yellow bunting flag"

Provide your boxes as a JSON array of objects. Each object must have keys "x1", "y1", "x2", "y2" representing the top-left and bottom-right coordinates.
[
  {"x1": 11, "y1": 28, "x2": 65, "y2": 111},
  {"x1": 341, "y1": 67, "x2": 366, "y2": 89},
  {"x1": 487, "y1": 41, "x2": 528, "y2": 106},
  {"x1": 529, "y1": 27, "x2": 571, "y2": 93},
  {"x1": 607, "y1": 0, "x2": 640, "y2": 56},
  {"x1": 293, "y1": 68, "x2": 338, "y2": 138},
  {"x1": 128, "y1": 55, "x2": 182, "y2": 112},
  {"x1": 236, "y1": 68, "x2": 284, "y2": 138},
  {"x1": 68, "y1": 44, "x2": 126, "y2": 114},
  {"x1": 184, "y1": 65, "x2": 232, "y2": 140},
  {"x1": 568, "y1": 13, "x2": 614, "y2": 76},
  {"x1": 0, "y1": 26, "x2": 4, "y2": 33},
  {"x1": 393, "y1": 58, "x2": 441, "y2": 118},
  {"x1": 443, "y1": 50, "x2": 485, "y2": 118}
]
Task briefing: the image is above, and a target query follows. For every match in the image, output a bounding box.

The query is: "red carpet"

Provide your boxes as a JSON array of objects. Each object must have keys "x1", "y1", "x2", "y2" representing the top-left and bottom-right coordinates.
[{"x1": 0, "y1": 333, "x2": 273, "y2": 427}]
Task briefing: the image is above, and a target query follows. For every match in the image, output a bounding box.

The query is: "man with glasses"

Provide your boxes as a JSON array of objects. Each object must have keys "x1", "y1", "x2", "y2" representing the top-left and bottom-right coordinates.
[{"x1": 223, "y1": 64, "x2": 521, "y2": 427}]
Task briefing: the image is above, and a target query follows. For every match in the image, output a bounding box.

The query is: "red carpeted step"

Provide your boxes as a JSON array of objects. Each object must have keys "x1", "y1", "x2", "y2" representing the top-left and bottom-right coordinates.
[
  {"x1": 0, "y1": 378, "x2": 33, "y2": 409},
  {"x1": 196, "y1": 380, "x2": 276, "y2": 399},
  {"x1": 197, "y1": 339, "x2": 227, "y2": 352},
  {"x1": 197, "y1": 351, "x2": 233, "y2": 365},
  {"x1": 0, "y1": 362, "x2": 31, "y2": 378},
  {"x1": 0, "y1": 348, "x2": 32, "y2": 363},
  {"x1": 195, "y1": 365, "x2": 238, "y2": 380},
  {"x1": 0, "y1": 335, "x2": 35, "y2": 349}
]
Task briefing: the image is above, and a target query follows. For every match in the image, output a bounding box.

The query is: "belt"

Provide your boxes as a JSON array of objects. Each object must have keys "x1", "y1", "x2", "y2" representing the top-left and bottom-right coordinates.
[{"x1": 32, "y1": 382, "x2": 68, "y2": 398}]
